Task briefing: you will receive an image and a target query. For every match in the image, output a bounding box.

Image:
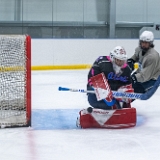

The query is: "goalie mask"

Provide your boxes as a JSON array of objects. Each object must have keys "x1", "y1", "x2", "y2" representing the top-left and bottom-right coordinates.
[
  {"x1": 112, "y1": 46, "x2": 127, "y2": 61},
  {"x1": 111, "y1": 46, "x2": 127, "y2": 75},
  {"x1": 109, "y1": 51, "x2": 115, "y2": 62}
]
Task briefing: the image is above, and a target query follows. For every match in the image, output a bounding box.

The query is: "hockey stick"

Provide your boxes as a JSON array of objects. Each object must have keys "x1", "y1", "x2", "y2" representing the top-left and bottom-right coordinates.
[
  {"x1": 140, "y1": 75, "x2": 160, "y2": 100},
  {"x1": 58, "y1": 87, "x2": 142, "y2": 100},
  {"x1": 59, "y1": 67, "x2": 160, "y2": 101},
  {"x1": 59, "y1": 75, "x2": 160, "y2": 101},
  {"x1": 58, "y1": 87, "x2": 95, "y2": 93}
]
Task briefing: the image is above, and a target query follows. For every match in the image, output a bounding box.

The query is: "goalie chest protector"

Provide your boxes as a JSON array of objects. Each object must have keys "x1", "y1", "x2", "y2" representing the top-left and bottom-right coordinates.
[{"x1": 79, "y1": 107, "x2": 136, "y2": 129}]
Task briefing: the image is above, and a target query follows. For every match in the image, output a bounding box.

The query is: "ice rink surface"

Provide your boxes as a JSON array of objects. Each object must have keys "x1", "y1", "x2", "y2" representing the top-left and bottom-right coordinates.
[{"x1": 0, "y1": 70, "x2": 160, "y2": 160}]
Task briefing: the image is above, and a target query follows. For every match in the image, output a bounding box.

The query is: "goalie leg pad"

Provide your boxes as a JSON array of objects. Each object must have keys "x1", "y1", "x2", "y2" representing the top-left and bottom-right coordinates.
[{"x1": 79, "y1": 108, "x2": 136, "y2": 129}]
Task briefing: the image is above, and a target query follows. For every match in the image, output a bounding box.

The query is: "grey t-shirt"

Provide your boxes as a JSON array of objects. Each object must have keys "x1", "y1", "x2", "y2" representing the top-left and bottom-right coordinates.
[{"x1": 131, "y1": 47, "x2": 160, "y2": 82}]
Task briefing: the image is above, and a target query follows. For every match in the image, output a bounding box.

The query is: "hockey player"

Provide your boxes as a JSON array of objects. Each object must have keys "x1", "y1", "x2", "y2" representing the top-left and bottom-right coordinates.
[
  {"x1": 87, "y1": 46, "x2": 134, "y2": 110},
  {"x1": 128, "y1": 30, "x2": 160, "y2": 93}
]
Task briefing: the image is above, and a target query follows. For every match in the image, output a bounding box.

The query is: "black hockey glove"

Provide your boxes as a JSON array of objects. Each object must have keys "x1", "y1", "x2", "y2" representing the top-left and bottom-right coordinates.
[
  {"x1": 127, "y1": 59, "x2": 135, "y2": 71},
  {"x1": 131, "y1": 74, "x2": 137, "y2": 84}
]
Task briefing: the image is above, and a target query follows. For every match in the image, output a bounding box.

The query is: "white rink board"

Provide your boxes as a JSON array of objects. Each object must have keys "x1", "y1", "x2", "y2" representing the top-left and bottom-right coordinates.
[{"x1": 32, "y1": 39, "x2": 160, "y2": 66}]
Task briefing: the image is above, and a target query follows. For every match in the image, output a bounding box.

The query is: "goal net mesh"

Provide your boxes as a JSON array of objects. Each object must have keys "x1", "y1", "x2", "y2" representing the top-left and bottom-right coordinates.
[{"x1": 0, "y1": 35, "x2": 31, "y2": 128}]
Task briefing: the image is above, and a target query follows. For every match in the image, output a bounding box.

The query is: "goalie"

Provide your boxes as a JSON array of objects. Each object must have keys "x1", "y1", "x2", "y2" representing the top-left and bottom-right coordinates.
[
  {"x1": 87, "y1": 46, "x2": 134, "y2": 110},
  {"x1": 76, "y1": 46, "x2": 137, "y2": 129}
]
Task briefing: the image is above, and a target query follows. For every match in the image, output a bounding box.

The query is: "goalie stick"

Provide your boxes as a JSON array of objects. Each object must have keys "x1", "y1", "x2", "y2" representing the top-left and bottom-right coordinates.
[
  {"x1": 59, "y1": 75, "x2": 160, "y2": 100},
  {"x1": 58, "y1": 87, "x2": 142, "y2": 100},
  {"x1": 140, "y1": 75, "x2": 160, "y2": 100}
]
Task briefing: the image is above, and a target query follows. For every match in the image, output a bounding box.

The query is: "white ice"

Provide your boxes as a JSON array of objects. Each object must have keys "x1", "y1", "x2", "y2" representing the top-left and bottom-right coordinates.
[{"x1": 0, "y1": 70, "x2": 160, "y2": 160}]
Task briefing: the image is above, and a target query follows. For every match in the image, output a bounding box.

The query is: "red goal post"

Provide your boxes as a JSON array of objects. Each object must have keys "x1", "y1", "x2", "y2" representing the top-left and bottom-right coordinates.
[{"x1": 0, "y1": 35, "x2": 31, "y2": 128}]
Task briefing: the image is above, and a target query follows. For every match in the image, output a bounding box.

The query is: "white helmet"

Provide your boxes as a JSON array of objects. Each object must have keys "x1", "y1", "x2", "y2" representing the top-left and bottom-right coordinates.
[
  {"x1": 140, "y1": 31, "x2": 154, "y2": 43},
  {"x1": 109, "y1": 51, "x2": 115, "y2": 61},
  {"x1": 111, "y1": 46, "x2": 127, "y2": 61}
]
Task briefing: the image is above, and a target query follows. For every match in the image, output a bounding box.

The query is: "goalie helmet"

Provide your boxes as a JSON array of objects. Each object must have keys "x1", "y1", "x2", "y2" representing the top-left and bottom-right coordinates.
[
  {"x1": 111, "y1": 46, "x2": 127, "y2": 61},
  {"x1": 109, "y1": 51, "x2": 115, "y2": 62},
  {"x1": 140, "y1": 31, "x2": 154, "y2": 44}
]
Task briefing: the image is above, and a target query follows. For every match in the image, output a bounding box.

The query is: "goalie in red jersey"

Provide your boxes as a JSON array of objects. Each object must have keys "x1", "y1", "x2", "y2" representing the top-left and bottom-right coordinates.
[{"x1": 87, "y1": 46, "x2": 134, "y2": 110}]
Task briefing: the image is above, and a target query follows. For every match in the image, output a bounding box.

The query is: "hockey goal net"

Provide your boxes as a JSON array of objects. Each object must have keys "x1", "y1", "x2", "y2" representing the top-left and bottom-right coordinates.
[{"x1": 0, "y1": 35, "x2": 31, "y2": 128}]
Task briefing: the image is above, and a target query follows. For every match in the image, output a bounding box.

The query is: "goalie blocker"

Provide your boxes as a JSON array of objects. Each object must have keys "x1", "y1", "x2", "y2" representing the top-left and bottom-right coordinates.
[{"x1": 78, "y1": 107, "x2": 136, "y2": 129}]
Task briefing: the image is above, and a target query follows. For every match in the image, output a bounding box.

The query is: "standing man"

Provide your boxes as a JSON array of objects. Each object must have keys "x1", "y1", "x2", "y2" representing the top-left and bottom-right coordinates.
[{"x1": 128, "y1": 31, "x2": 160, "y2": 93}]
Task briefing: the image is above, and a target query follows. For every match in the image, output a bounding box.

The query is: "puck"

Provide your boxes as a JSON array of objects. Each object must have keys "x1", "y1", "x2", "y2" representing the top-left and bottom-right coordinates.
[{"x1": 87, "y1": 107, "x2": 93, "y2": 113}]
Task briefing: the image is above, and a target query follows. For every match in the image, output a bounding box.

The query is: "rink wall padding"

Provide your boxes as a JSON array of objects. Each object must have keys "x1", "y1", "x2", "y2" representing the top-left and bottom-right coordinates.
[
  {"x1": 31, "y1": 39, "x2": 160, "y2": 70},
  {"x1": 32, "y1": 109, "x2": 145, "y2": 130}
]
